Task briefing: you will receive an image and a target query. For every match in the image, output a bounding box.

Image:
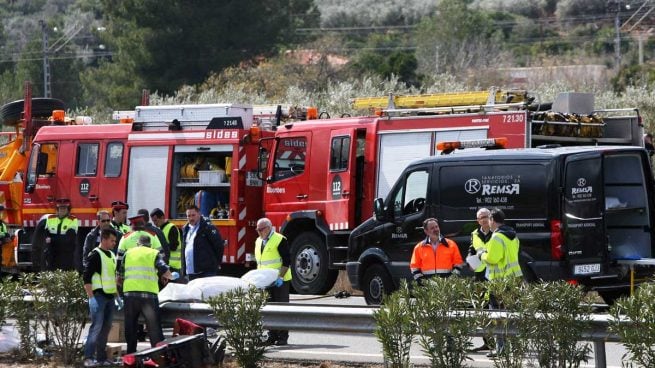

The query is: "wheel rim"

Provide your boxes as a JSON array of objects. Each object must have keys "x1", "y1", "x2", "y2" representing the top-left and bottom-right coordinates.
[
  {"x1": 295, "y1": 245, "x2": 321, "y2": 283},
  {"x1": 369, "y1": 275, "x2": 384, "y2": 302}
]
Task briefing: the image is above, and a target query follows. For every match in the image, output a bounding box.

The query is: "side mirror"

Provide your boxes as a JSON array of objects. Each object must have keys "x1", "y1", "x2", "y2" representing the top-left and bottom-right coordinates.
[{"x1": 373, "y1": 198, "x2": 385, "y2": 221}]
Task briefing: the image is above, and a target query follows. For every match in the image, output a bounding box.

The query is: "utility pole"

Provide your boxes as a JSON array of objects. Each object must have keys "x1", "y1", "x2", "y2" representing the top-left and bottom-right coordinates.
[
  {"x1": 39, "y1": 20, "x2": 51, "y2": 98},
  {"x1": 614, "y1": 1, "x2": 622, "y2": 71}
]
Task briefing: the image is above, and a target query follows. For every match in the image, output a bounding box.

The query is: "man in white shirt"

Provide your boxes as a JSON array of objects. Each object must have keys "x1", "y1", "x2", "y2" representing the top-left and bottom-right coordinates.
[{"x1": 181, "y1": 204, "x2": 223, "y2": 280}]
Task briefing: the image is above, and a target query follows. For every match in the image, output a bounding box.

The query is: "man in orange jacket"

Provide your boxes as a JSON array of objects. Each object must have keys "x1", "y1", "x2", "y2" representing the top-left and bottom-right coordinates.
[{"x1": 410, "y1": 217, "x2": 465, "y2": 283}]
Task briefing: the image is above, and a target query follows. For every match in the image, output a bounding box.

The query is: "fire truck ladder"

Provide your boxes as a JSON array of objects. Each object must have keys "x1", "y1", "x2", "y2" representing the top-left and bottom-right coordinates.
[
  {"x1": 352, "y1": 88, "x2": 530, "y2": 114},
  {"x1": 124, "y1": 104, "x2": 254, "y2": 131}
]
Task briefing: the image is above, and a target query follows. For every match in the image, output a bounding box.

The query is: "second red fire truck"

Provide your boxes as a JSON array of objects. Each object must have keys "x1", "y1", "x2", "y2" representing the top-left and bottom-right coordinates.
[{"x1": 8, "y1": 88, "x2": 646, "y2": 296}]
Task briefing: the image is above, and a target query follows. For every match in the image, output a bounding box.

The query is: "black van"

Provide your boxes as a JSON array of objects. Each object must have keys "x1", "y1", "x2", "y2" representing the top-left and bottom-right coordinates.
[{"x1": 347, "y1": 146, "x2": 655, "y2": 305}]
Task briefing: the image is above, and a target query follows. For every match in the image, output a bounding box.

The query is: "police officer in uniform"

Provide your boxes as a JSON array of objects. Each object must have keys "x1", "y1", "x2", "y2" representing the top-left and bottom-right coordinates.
[
  {"x1": 33, "y1": 198, "x2": 79, "y2": 271},
  {"x1": 150, "y1": 208, "x2": 182, "y2": 275},
  {"x1": 110, "y1": 201, "x2": 131, "y2": 235},
  {"x1": 255, "y1": 217, "x2": 291, "y2": 346}
]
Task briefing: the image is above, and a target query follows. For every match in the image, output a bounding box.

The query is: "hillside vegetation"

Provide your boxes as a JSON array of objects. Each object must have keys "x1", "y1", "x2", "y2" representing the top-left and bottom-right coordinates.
[{"x1": 1, "y1": 0, "x2": 655, "y2": 131}]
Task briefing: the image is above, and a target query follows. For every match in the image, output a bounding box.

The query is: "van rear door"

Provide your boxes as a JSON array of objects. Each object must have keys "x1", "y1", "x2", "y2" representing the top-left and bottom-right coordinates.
[
  {"x1": 563, "y1": 155, "x2": 606, "y2": 277},
  {"x1": 603, "y1": 152, "x2": 653, "y2": 260}
]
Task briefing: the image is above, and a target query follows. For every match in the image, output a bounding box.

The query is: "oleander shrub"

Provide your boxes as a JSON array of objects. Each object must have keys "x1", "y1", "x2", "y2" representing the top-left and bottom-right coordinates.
[
  {"x1": 412, "y1": 276, "x2": 486, "y2": 368},
  {"x1": 30, "y1": 270, "x2": 88, "y2": 365},
  {"x1": 374, "y1": 280, "x2": 415, "y2": 368},
  {"x1": 483, "y1": 277, "x2": 529, "y2": 368},
  {"x1": 4, "y1": 273, "x2": 40, "y2": 361},
  {"x1": 609, "y1": 282, "x2": 655, "y2": 368},
  {"x1": 521, "y1": 281, "x2": 593, "y2": 368},
  {"x1": 207, "y1": 286, "x2": 268, "y2": 368}
]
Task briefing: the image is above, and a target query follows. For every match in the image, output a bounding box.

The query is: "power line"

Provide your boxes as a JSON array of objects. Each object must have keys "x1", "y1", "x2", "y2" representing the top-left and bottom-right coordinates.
[
  {"x1": 0, "y1": 52, "x2": 113, "y2": 64},
  {"x1": 298, "y1": 11, "x2": 648, "y2": 34}
]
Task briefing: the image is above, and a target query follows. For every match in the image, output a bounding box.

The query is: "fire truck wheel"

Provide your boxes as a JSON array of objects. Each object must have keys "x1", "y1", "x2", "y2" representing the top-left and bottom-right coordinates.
[
  {"x1": 290, "y1": 232, "x2": 338, "y2": 295},
  {"x1": 0, "y1": 98, "x2": 66, "y2": 126},
  {"x1": 362, "y1": 264, "x2": 393, "y2": 306}
]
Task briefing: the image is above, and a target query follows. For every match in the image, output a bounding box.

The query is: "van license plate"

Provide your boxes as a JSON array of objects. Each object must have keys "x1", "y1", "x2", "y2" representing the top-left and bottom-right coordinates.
[{"x1": 574, "y1": 263, "x2": 601, "y2": 275}]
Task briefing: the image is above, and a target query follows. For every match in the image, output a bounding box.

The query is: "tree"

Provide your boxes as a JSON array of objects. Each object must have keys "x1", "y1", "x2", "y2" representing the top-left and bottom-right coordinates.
[
  {"x1": 346, "y1": 30, "x2": 419, "y2": 87},
  {"x1": 414, "y1": 0, "x2": 503, "y2": 76},
  {"x1": 93, "y1": 0, "x2": 320, "y2": 96}
]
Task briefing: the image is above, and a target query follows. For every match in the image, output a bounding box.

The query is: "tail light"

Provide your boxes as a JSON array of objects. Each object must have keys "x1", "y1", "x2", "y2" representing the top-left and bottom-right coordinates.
[{"x1": 550, "y1": 219, "x2": 563, "y2": 260}]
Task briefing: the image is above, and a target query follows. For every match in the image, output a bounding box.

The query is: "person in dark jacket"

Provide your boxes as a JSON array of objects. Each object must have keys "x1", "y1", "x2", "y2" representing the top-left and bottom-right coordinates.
[
  {"x1": 181, "y1": 204, "x2": 224, "y2": 280},
  {"x1": 82, "y1": 210, "x2": 121, "y2": 269}
]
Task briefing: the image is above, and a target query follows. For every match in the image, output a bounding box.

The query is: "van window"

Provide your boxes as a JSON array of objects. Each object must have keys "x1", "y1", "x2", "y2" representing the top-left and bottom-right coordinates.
[
  {"x1": 76, "y1": 143, "x2": 99, "y2": 176},
  {"x1": 439, "y1": 164, "x2": 549, "y2": 220},
  {"x1": 104, "y1": 142, "x2": 123, "y2": 178},
  {"x1": 392, "y1": 169, "x2": 429, "y2": 217},
  {"x1": 330, "y1": 136, "x2": 350, "y2": 172},
  {"x1": 273, "y1": 137, "x2": 306, "y2": 181},
  {"x1": 564, "y1": 157, "x2": 603, "y2": 220}
]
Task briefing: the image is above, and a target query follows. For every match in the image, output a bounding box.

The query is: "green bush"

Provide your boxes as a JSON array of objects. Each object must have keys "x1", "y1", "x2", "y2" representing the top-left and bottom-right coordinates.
[
  {"x1": 374, "y1": 280, "x2": 415, "y2": 368},
  {"x1": 521, "y1": 281, "x2": 592, "y2": 368},
  {"x1": 31, "y1": 271, "x2": 88, "y2": 365},
  {"x1": 5, "y1": 273, "x2": 40, "y2": 361},
  {"x1": 483, "y1": 278, "x2": 529, "y2": 368},
  {"x1": 412, "y1": 276, "x2": 486, "y2": 368},
  {"x1": 206, "y1": 286, "x2": 268, "y2": 368},
  {"x1": 609, "y1": 282, "x2": 655, "y2": 367}
]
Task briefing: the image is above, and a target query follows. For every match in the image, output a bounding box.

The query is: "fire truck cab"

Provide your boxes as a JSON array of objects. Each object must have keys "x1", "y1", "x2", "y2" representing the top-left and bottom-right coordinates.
[{"x1": 18, "y1": 104, "x2": 271, "y2": 272}]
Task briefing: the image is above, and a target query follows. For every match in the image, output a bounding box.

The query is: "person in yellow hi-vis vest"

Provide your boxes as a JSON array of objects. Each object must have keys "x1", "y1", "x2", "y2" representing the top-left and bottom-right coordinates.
[
  {"x1": 116, "y1": 215, "x2": 162, "y2": 279},
  {"x1": 150, "y1": 208, "x2": 182, "y2": 275},
  {"x1": 255, "y1": 217, "x2": 291, "y2": 346},
  {"x1": 467, "y1": 207, "x2": 493, "y2": 352},
  {"x1": 117, "y1": 235, "x2": 175, "y2": 354},
  {"x1": 82, "y1": 229, "x2": 119, "y2": 367},
  {"x1": 477, "y1": 208, "x2": 523, "y2": 358}
]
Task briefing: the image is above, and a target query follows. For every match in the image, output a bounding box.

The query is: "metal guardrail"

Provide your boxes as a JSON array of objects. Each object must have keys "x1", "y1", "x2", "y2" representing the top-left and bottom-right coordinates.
[{"x1": 151, "y1": 301, "x2": 620, "y2": 368}]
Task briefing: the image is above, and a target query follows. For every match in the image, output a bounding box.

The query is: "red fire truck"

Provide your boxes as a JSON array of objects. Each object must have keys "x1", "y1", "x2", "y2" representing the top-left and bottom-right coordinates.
[{"x1": 15, "y1": 103, "x2": 275, "y2": 273}]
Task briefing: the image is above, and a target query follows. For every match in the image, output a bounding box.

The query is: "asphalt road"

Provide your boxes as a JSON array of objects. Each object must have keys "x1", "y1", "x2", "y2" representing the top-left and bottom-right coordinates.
[{"x1": 264, "y1": 294, "x2": 627, "y2": 368}]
